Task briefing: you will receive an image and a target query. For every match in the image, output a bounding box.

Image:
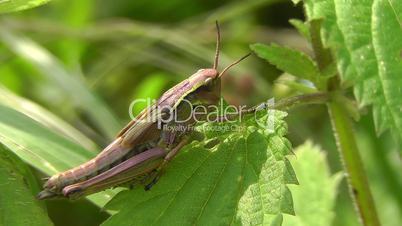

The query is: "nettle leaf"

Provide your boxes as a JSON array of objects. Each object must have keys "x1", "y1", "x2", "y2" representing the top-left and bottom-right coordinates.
[
  {"x1": 251, "y1": 43, "x2": 320, "y2": 84},
  {"x1": 0, "y1": 145, "x2": 53, "y2": 226},
  {"x1": 102, "y1": 110, "x2": 297, "y2": 226},
  {"x1": 0, "y1": 104, "x2": 116, "y2": 207},
  {"x1": 0, "y1": 0, "x2": 50, "y2": 14},
  {"x1": 303, "y1": 0, "x2": 402, "y2": 141},
  {"x1": 283, "y1": 141, "x2": 342, "y2": 226}
]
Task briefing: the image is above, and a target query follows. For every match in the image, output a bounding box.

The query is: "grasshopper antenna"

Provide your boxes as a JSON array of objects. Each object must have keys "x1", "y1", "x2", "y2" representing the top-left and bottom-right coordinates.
[
  {"x1": 219, "y1": 53, "x2": 252, "y2": 77},
  {"x1": 213, "y1": 20, "x2": 221, "y2": 70}
]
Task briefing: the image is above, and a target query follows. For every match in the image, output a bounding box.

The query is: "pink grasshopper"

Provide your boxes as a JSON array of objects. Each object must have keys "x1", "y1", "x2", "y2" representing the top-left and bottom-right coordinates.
[{"x1": 37, "y1": 22, "x2": 250, "y2": 200}]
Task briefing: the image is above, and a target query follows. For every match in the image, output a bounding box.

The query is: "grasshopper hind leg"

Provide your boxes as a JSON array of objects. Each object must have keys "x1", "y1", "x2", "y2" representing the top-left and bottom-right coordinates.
[
  {"x1": 118, "y1": 137, "x2": 190, "y2": 192},
  {"x1": 141, "y1": 170, "x2": 160, "y2": 191},
  {"x1": 144, "y1": 174, "x2": 160, "y2": 191},
  {"x1": 117, "y1": 170, "x2": 159, "y2": 190},
  {"x1": 143, "y1": 138, "x2": 190, "y2": 191}
]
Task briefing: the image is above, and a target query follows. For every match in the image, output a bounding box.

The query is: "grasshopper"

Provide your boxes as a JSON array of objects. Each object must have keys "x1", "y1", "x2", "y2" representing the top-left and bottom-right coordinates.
[{"x1": 37, "y1": 22, "x2": 250, "y2": 200}]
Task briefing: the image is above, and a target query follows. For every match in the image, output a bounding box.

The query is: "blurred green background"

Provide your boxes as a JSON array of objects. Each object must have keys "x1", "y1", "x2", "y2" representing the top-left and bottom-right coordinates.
[{"x1": 0, "y1": 0, "x2": 400, "y2": 225}]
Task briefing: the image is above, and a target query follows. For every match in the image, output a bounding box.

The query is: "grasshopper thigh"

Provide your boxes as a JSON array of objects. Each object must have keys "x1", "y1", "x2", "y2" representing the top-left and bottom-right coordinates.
[{"x1": 62, "y1": 147, "x2": 167, "y2": 199}]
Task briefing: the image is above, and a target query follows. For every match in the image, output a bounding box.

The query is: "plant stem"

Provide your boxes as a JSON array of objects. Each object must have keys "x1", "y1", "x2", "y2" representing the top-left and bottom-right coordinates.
[
  {"x1": 307, "y1": 15, "x2": 381, "y2": 225},
  {"x1": 309, "y1": 19, "x2": 332, "y2": 71},
  {"x1": 242, "y1": 92, "x2": 329, "y2": 114},
  {"x1": 273, "y1": 92, "x2": 328, "y2": 110},
  {"x1": 328, "y1": 98, "x2": 381, "y2": 226}
]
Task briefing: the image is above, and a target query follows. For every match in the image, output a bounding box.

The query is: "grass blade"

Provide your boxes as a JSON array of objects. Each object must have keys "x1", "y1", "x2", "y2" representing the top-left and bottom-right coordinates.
[
  {"x1": 0, "y1": 104, "x2": 116, "y2": 207},
  {"x1": 0, "y1": 28, "x2": 121, "y2": 139},
  {"x1": 0, "y1": 85, "x2": 97, "y2": 151}
]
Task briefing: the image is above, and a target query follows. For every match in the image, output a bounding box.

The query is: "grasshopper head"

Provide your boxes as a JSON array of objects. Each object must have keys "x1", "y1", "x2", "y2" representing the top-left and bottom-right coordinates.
[
  {"x1": 189, "y1": 50, "x2": 251, "y2": 94},
  {"x1": 187, "y1": 68, "x2": 220, "y2": 105},
  {"x1": 191, "y1": 68, "x2": 219, "y2": 85}
]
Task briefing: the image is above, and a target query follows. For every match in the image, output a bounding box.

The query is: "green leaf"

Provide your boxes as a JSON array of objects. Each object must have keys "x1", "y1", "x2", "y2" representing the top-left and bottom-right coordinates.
[
  {"x1": 0, "y1": 0, "x2": 50, "y2": 14},
  {"x1": 303, "y1": 0, "x2": 402, "y2": 141},
  {"x1": 0, "y1": 29, "x2": 121, "y2": 139},
  {"x1": 0, "y1": 145, "x2": 53, "y2": 226},
  {"x1": 289, "y1": 19, "x2": 311, "y2": 41},
  {"x1": 251, "y1": 43, "x2": 320, "y2": 85},
  {"x1": 0, "y1": 104, "x2": 116, "y2": 207},
  {"x1": 102, "y1": 110, "x2": 297, "y2": 226},
  {"x1": 283, "y1": 141, "x2": 342, "y2": 226}
]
